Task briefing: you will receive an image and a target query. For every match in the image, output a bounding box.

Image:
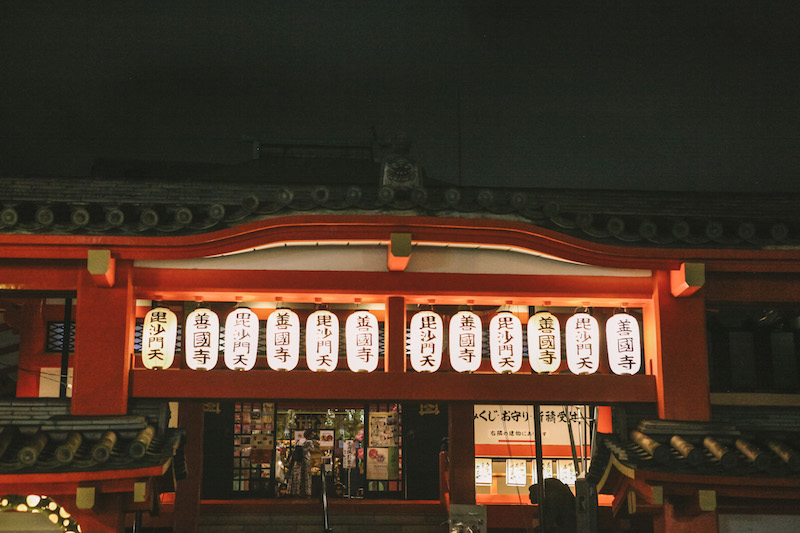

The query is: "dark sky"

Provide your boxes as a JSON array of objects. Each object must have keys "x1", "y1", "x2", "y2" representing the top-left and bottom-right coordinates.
[{"x1": 2, "y1": 1, "x2": 799, "y2": 191}]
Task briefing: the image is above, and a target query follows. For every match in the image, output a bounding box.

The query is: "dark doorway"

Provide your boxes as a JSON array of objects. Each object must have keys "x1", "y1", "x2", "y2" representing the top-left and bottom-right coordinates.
[{"x1": 402, "y1": 402, "x2": 448, "y2": 500}]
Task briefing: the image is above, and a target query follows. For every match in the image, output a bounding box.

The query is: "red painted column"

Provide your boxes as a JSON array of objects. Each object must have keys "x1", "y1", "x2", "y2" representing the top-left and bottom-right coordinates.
[
  {"x1": 71, "y1": 260, "x2": 135, "y2": 415},
  {"x1": 385, "y1": 296, "x2": 406, "y2": 373},
  {"x1": 13, "y1": 299, "x2": 46, "y2": 397},
  {"x1": 173, "y1": 401, "x2": 204, "y2": 533},
  {"x1": 652, "y1": 499, "x2": 719, "y2": 533},
  {"x1": 448, "y1": 401, "x2": 475, "y2": 504},
  {"x1": 597, "y1": 405, "x2": 613, "y2": 433},
  {"x1": 644, "y1": 271, "x2": 710, "y2": 421}
]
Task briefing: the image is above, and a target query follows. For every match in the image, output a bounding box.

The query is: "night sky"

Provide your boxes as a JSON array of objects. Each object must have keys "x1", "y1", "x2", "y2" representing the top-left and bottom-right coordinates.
[{"x1": 2, "y1": 1, "x2": 799, "y2": 191}]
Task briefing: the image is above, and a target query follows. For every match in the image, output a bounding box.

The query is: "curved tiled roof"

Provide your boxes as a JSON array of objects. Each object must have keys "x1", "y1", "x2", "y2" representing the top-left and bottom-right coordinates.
[
  {"x1": 0, "y1": 399, "x2": 182, "y2": 475},
  {"x1": 591, "y1": 416, "x2": 800, "y2": 494},
  {"x1": 2, "y1": 175, "x2": 800, "y2": 249}
]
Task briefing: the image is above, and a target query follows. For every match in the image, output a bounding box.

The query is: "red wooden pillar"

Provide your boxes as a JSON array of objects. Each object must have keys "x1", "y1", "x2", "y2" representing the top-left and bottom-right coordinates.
[
  {"x1": 644, "y1": 270, "x2": 710, "y2": 421},
  {"x1": 385, "y1": 296, "x2": 406, "y2": 373},
  {"x1": 13, "y1": 298, "x2": 46, "y2": 397},
  {"x1": 448, "y1": 401, "x2": 475, "y2": 505},
  {"x1": 71, "y1": 260, "x2": 135, "y2": 415},
  {"x1": 173, "y1": 400, "x2": 205, "y2": 533}
]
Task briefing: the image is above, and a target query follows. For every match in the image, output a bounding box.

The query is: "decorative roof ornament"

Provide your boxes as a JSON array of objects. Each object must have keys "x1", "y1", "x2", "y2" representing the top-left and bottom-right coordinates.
[{"x1": 380, "y1": 131, "x2": 423, "y2": 190}]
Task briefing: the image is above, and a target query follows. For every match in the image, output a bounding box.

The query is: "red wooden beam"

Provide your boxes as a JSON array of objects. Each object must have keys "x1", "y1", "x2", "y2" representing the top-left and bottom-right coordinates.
[
  {"x1": 0, "y1": 260, "x2": 80, "y2": 292},
  {"x1": 130, "y1": 369, "x2": 656, "y2": 403},
  {"x1": 2, "y1": 214, "x2": 799, "y2": 273},
  {"x1": 132, "y1": 268, "x2": 655, "y2": 307}
]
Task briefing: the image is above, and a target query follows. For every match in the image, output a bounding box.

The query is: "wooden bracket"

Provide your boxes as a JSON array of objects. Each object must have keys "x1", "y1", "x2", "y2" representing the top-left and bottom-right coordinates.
[
  {"x1": 698, "y1": 489, "x2": 716, "y2": 512},
  {"x1": 133, "y1": 480, "x2": 149, "y2": 503},
  {"x1": 76, "y1": 486, "x2": 96, "y2": 509},
  {"x1": 670, "y1": 262, "x2": 704, "y2": 297},
  {"x1": 387, "y1": 233, "x2": 412, "y2": 272},
  {"x1": 88, "y1": 249, "x2": 116, "y2": 288}
]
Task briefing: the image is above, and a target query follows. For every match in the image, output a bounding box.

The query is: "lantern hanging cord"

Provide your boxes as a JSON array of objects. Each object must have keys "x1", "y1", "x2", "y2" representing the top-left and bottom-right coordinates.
[{"x1": 0, "y1": 361, "x2": 72, "y2": 390}]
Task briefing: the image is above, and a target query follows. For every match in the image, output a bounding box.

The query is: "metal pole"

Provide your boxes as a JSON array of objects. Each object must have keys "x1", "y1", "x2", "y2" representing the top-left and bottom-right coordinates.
[
  {"x1": 59, "y1": 298, "x2": 72, "y2": 398},
  {"x1": 563, "y1": 405, "x2": 580, "y2": 476},
  {"x1": 533, "y1": 404, "x2": 547, "y2": 533},
  {"x1": 131, "y1": 510, "x2": 142, "y2": 533},
  {"x1": 321, "y1": 463, "x2": 333, "y2": 532}
]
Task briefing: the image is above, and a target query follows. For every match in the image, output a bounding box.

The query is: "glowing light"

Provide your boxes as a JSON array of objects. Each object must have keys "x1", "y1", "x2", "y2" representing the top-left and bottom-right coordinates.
[
  {"x1": 26, "y1": 495, "x2": 41, "y2": 507},
  {"x1": 489, "y1": 311, "x2": 522, "y2": 373},
  {"x1": 449, "y1": 310, "x2": 482, "y2": 373},
  {"x1": 606, "y1": 312, "x2": 642, "y2": 375},
  {"x1": 142, "y1": 306, "x2": 177, "y2": 369},
  {"x1": 266, "y1": 308, "x2": 300, "y2": 371},
  {"x1": 346, "y1": 310, "x2": 379, "y2": 372},
  {"x1": 409, "y1": 310, "x2": 443, "y2": 372},
  {"x1": 528, "y1": 312, "x2": 561, "y2": 374},
  {"x1": 566, "y1": 312, "x2": 599, "y2": 375},
  {"x1": 306, "y1": 309, "x2": 339, "y2": 372},
  {"x1": 224, "y1": 307, "x2": 259, "y2": 371},
  {"x1": 184, "y1": 307, "x2": 219, "y2": 370}
]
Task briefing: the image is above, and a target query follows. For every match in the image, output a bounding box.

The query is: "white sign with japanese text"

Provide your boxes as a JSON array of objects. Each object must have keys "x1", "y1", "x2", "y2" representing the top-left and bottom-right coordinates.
[
  {"x1": 475, "y1": 457, "x2": 493, "y2": 486},
  {"x1": 474, "y1": 404, "x2": 587, "y2": 458}
]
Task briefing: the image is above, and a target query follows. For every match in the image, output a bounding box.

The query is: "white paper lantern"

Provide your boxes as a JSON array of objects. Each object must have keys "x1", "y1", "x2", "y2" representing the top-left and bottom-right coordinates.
[
  {"x1": 566, "y1": 312, "x2": 599, "y2": 375},
  {"x1": 185, "y1": 307, "x2": 219, "y2": 370},
  {"x1": 346, "y1": 310, "x2": 380, "y2": 372},
  {"x1": 224, "y1": 308, "x2": 260, "y2": 371},
  {"x1": 306, "y1": 309, "x2": 339, "y2": 372},
  {"x1": 528, "y1": 312, "x2": 561, "y2": 374},
  {"x1": 409, "y1": 310, "x2": 443, "y2": 372},
  {"x1": 449, "y1": 310, "x2": 483, "y2": 373},
  {"x1": 606, "y1": 312, "x2": 642, "y2": 375},
  {"x1": 142, "y1": 307, "x2": 177, "y2": 369},
  {"x1": 489, "y1": 311, "x2": 523, "y2": 373},
  {"x1": 266, "y1": 308, "x2": 300, "y2": 371}
]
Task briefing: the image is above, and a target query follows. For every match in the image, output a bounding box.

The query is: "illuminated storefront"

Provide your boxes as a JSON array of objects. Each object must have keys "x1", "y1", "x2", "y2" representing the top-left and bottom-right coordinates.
[{"x1": 2, "y1": 167, "x2": 800, "y2": 532}]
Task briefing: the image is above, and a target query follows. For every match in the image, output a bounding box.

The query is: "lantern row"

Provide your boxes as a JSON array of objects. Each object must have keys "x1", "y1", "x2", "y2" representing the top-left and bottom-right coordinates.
[{"x1": 142, "y1": 307, "x2": 641, "y2": 375}]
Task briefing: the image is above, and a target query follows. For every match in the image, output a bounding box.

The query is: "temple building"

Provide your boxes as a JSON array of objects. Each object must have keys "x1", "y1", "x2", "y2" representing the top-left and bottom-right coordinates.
[{"x1": 2, "y1": 139, "x2": 800, "y2": 532}]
